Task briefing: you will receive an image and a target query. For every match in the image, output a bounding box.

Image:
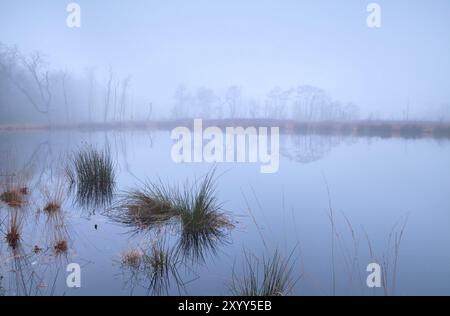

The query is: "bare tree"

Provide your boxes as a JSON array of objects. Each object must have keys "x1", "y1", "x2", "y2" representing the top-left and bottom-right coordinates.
[
  {"x1": 225, "y1": 86, "x2": 241, "y2": 118},
  {"x1": 196, "y1": 87, "x2": 216, "y2": 119},
  {"x1": 265, "y1": 87, "x2": 288, "y2": 119},
  {"x1": 119, "y1": 76, "x2": 131, "y2": 121},
  {"x1": 172, "y1": 85, "x2": 191, "y2": 119},
  {"x1": 112, "y1": 79, "x2": 119, "y2": 121},
  {"x1": 248, "y1": 98, "x2": 261, "y2": 119},
  {"x1": 342, "y1": 102, "x2": 360, "y2": 121},
  {"x1": 60, "y1": 70, "x2": 70, "y2": 123},
  {"x1": 289, "y1": 86, "x2": 330, "y2": 121},
  {"x1": 86, "y1": 68, "x2": 96, "y2": 122},
  {"x1": 0, "y1": 45, "x2": 52, "y2": 114},
  {"x1": 104, "y1": 66, "x2": 113, "y2": 122},
  {"x1": 147, "y1": 102, "x2": 153, "y2": 121},
  {"x1": 21, "y1": 52, "x2": 52, "y2": 114}
]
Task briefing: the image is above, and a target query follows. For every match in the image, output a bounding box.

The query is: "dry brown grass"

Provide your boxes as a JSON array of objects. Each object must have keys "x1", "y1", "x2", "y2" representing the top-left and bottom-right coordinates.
[
  {"x1": 6, "y1": 229, "x2": 20, "y2": 249},
  {"x1": 54, "y1": 240, "x2": 68, "y2": 254},
  {"x1": 44, "y1": 201, "x2": 61, "y2": 213},
  {"x1": 5, "y1": 210, "x2": 23, "y2": 249},
  {"x1": 42, "y1": 178, "x2": 65, "y2": 215},
  {"x1": 121, "y1": 248, "x2": 143, "y2": 268},
  {"x1": 112, "y1": 184, "x2": 179, "y2": 231},
  {"x1": 0, "y1": 171, "x2": 29, "y2": 208},
  {"x1": 0, "y1": 188, "x2": 28, "y2": 208}
]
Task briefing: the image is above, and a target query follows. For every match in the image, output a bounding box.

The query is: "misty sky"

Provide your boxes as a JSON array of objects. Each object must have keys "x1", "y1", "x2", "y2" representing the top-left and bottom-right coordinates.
[{"x1": 1, "y1": 0, "x2": 450, "y2": 118}]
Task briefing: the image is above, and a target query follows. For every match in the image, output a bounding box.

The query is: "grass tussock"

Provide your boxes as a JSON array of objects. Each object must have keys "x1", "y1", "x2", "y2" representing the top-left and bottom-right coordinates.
[
  {"x1": 67, "y1": 146, "x2": 116, "y2": 207},
  {"x1": 229, "y1": 250, "x2": 296, "y2": 296},
  {"x1": 1, "y1": 190, "x2": 26, "y2": 208},
  {"x1": 0, "y1": 173, "x2": 29, "y2": 208},
  {"x1": 68, "y1": 146, "x2": 115, "y2": 188},
  {"x1": 120, "y1": 239, "x2": 183, "y2": 295},
  {"x1": 111, "y1": 170, "x2": 233, "y2": 260},
  {"x1": 145, "y1": 241, "x2": 183, "y2": 295},
  {"x1": 5, "y1": 210, "x2": 24, "y2": 249},
  {"x1": 44, "y1": 202, "x2": 61, "y2": 213},
  {"x1": 113, "y1": 182, "x2": 179, "y2": 230},
  {"x1": 0, "y1": 183, "x2": 28, "y2": 208},
  {"x1": 54, "y1": 240, "x2": 68, "y2": 254},
  {"x1": 176, "y1": 171, "x2": 234, "y2": 260},
  {"x1": 147, "y1": 241, "x2": 173, "y2": 279},
  {"x1": 122, "y1": 248, "x2": 143, "y2": 268},
  {"x1": 42, "y1": 179, "x2": 66, "y2": 214}
]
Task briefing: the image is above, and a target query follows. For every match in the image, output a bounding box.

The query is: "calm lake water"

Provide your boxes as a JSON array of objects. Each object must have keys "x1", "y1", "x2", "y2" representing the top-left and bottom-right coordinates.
[{"x1": 1, "y1": 129, "x2": 450, "y2": 296}]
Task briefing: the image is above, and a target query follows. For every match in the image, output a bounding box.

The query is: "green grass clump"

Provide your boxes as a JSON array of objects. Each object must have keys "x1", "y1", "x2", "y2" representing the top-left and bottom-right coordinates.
[
  {"x1": 67, "y1": 146, "x2": 116, "y2": 207},
  {"x1": 111, "y1": 170, "x2": 233, "y2": 260},
  {"x1": 5, "y1": 210, "x2": 23, "y2": 250},
  {"x1": 176, "y1": 171, "x2": 233, "y2": 260},
  {"x1": 146, "y1": 241, "x2": 178, "y2": 292}
]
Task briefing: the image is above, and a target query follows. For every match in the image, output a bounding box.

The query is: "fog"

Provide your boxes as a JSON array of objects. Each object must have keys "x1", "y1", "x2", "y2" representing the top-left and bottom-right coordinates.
[
  {"x1": 1, "y1": 0, "x2": 450, "y2": 123},
  {"x1": 3, "y1": 1, "x2": 450, "y2": 297}
]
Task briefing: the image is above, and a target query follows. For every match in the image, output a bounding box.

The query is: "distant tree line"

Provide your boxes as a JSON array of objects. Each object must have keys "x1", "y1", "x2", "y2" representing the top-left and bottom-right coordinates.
[
  {"x1": 2, "y1": 43, "x2": 448, "y2": 125},
  {"x1": 171, "y1": 84, "x2": 360, "y2": 121}
]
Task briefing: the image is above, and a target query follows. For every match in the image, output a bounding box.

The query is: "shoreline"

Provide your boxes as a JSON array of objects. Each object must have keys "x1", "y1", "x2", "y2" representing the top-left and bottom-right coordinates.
[{"x1": 1, "y1": 119, "x2": 450, "y2": 139}]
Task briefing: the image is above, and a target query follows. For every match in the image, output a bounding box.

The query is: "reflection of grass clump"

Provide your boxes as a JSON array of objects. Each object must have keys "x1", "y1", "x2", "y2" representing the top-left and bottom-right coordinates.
[
  {"x1": 229, "y1": 250, "x2": 296, "y2": 296},
  {"x1": 148, "y1": 242, "x2": 173, "y2": 280},
  {"x1": 120, "y1": 240, "x2": 183, "y2": 295},
  {"x1": 145, "y1": 241, "x2": 183, "y2": 296}
]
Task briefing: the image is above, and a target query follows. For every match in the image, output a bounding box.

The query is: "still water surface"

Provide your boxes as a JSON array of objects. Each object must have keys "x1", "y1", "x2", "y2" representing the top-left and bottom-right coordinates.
[{"x1": 0, "y1": 130, "x2": 449, "y2": 295}]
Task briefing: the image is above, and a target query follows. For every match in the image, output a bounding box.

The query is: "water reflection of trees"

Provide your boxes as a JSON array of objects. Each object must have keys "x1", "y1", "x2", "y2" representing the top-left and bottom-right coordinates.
[
  {"x1": 281, "y1": 134, "x2": 357, "y2": 163},
  {"x1": 0, "y1": 131, "x2": 154, "y2": 209}
]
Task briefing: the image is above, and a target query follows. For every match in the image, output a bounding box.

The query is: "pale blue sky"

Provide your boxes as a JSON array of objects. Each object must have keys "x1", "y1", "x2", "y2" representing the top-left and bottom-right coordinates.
[{"x1": 1, "y1": 0, "x2": 450, "y2": 117}]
